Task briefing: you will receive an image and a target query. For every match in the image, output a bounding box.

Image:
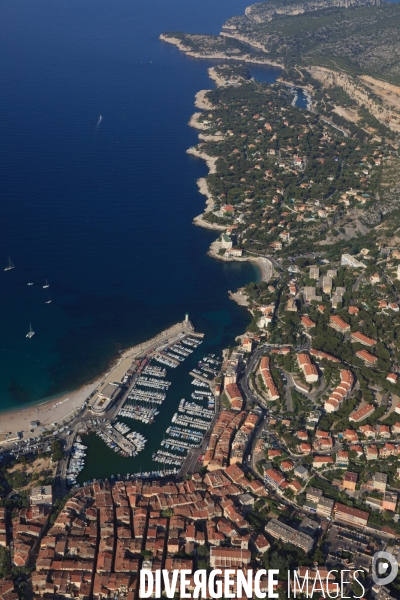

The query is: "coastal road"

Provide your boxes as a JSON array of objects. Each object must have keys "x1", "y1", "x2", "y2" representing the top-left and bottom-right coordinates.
[{"x1": 352, "y1": 270, "x2": 365, "y2": 292}]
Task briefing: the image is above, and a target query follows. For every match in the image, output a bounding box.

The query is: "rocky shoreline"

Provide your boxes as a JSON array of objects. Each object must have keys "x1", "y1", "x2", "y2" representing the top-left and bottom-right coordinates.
[
  {"x1": 159, "y1": 33, "x2": 283, "y2": 68},
  {"x1": 187, "y1": 78, "x2": 273, "y2": 288}
]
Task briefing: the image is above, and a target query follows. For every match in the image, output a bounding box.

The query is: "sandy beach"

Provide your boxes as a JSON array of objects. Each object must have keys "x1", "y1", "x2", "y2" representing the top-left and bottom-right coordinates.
[
  {"x1": 208, "y1": 239, "x2": 273, "y2": 283},
  {"x1": 0, "y1": 320, "x2": 192, "y2": 439}
]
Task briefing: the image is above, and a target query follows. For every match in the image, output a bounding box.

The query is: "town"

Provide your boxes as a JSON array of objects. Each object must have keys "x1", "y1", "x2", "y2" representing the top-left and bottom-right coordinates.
[
  {"x1": 2, "y1": 30, "x2": 400, "y2": 600},
  {"x1": 0, "y1": 246, "x2": 400, "y2": 598}
]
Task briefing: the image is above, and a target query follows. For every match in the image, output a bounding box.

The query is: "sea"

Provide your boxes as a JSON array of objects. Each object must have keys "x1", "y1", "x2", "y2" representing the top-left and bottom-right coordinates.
[{"x1": 0, "y1": 0, "x2": 287, "y2": 479}]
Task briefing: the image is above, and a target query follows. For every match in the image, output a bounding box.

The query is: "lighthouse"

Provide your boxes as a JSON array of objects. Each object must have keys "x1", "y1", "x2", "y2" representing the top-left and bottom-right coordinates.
[{"x1": 185, "y1": 313, "x2": 189, "y2": 323}]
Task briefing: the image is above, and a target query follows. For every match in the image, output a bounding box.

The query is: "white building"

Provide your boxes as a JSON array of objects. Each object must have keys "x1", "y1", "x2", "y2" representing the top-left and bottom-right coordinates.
[{"x1": 341, "y1": 254, "x2": 366, "y2": 269}]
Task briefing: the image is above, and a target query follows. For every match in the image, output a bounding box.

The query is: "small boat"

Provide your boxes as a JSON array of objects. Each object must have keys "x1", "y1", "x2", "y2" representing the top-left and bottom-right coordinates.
[
  {"x1": 43, "y1": 279, "x2": 49, "y2": 289},
  {"x1": 26, "y1": 324, "x2": 35, "y2": 339},
  {"x1": 45, "y1": 297, "x2": 52, "y2": 304},
  {"x1": 27, "y1": 282, "x2": 33, "y2": 286},
  {"x1": 4, "y1": 258, "x2": 14, "y2": 272}
]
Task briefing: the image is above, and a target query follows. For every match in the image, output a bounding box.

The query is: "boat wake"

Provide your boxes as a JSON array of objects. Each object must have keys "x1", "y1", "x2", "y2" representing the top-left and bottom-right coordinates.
[{"x1": 95, "y1": 115, "x2": 103, "y2": 130}]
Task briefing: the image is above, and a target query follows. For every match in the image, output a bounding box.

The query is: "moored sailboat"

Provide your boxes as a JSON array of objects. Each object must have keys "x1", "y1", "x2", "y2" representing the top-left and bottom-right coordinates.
[{"x1": 4, "y1": 258, "x2": 14, "y2": 272}]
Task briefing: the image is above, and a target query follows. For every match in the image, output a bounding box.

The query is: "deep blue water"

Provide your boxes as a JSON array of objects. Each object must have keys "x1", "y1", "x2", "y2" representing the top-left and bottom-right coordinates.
[{"x1": 0, "y1": 0, "x2": 281, "y2": 411}]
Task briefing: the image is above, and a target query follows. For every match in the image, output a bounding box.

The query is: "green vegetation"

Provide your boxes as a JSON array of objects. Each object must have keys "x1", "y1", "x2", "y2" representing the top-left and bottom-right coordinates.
[{"x1": 51, "y1": 439, "x2": 63, "y2": 462}]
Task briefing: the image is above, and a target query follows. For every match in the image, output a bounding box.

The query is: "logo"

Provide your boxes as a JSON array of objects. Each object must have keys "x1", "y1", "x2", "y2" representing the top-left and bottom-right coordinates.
[{"x1": 372, "y1": 551, "x2": 398, "y2": 586}]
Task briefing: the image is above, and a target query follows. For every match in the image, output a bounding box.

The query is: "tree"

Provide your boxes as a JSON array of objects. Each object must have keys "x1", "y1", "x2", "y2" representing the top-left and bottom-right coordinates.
[{"x1": 51, "y1": 440, "x2": 63, "y2": 462}]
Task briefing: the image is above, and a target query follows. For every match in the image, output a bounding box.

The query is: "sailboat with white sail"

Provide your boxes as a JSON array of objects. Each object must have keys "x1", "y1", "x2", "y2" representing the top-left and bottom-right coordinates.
[
  {"x1": 45, "y1": 297, "x2": 52, "y2": 304},
  {"x1": 43, "y1": 279, "x2": 49, "y2": 289},
  {"x1": 26, "y1": 324, "x2": 35, "y2": 338},
  {"x1": 4, "y1": 258, "x2": 14, "y2": 272}
]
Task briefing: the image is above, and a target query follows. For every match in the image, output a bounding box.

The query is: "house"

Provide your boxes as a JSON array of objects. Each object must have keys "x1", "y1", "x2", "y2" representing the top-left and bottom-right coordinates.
[
  {"x1": 299, "y1": 443, "x2": 312, "y2": 454},
  {"x1": 313, "y1": 456, "x2": 334, "y2": 468},
  {"x1": 286, "y1": 298, "x2": 297, "y2": 312},
  {"x1": 324, "y1": 370, "x2": 354, "y2": 413},
  {"x1": 356, "y1": 350, "x2": 378, "y2": 365},
  {"x1": 303, "y1": 287, "x2": 322, "y2": 303},
  {"x1": 281, "y1": 461, "x2": 294, "y2": 472},
  {"x1": 251, "y1": 534, "x2": 270, "y2": 554},
  {"x1": 297, "y1": 353, "x2": 319, "y2": 383},
  {"x1": 210, "y1": 547, "x2": 251, "y2": 568},
  {"x1": 378, "y1": 425, "x2": 391, "y2": 439},
  {"x1": 259, "y1": 356, "x2": 280, "y2": 401},
  {"x1": 220, "y1": 234, "x2": 233, "y2": 250},
  {"x1": 287, "y1": 481, "x2": 302, "y2": 495},
  {"x1": 336, "y1": 450, "x2": 349, "y2": 467},
  {"x1": 309, "y1": 266, "x2": 319, "y2": 280},
  {"x1": 349, "y1": 404, "x2": 375, "y2": 423},
  {"x1": 343, "y1": 429, "x2": 359, "y2": 443},
  {"x1": 265, "y1": 519, "x2": 314, "y2": 553},
  {"x1": 310, "y1": 349, "x2": 340, "y2": 363},
  {"x1": 264, "y1": 469, "x2": 285, "y2": 489},
  {"x1": 242, "y1": 338, "x2": 253, "y2": 353},
  {"x1": 380, "y1": 443, "x2": 398, "y2": 458},
  {"x1": 301, "y1": 316, "x2": 316, "y2": 330},
  {"x1": 350, "y1": 331, "x2": 377, "y2": 347},
  {"x1": 329, "y1": 316, "x2": 351, "y2": 333},
  {"x1": 359, "y1": 424, "x2": 375, "y2": 438},
  {"x1": 322, "y1": 276, "x2": 333, "y2": 295},
  {"x1": 348, "y1": 446, "x2": 362, "y2": 460},
  {"x1": 341, "y1": 254, "x2": 365, "y2": 269},
  {"x1": 348, "y1": 306, "x2": 359, "y2": 315},
  {"x1": 30, "y1": 486, "x2": 52, "y2": 507},
  {"x1": 342, "y1": 472, "x2": 357, "y2": 491},
  {"x1": 316, "y1": 497, "x2": 334, "y2": 519},
  {"x1": 294, "y1": 466, "x2": 308, "y2": 480},
  {"x1": 373, "y1": 472, "x2": 387, "y2": 492},
  {"x1": 224, "y1": 383, "x2": 244, "y2": 411},
  {"x1": 334, "y1": 503, "x2": 369, "y2": 528},
  {"x1": 366, "y1": 445, "x2": 379, "y2": 460},
  {"x1": 387, "y1": 373, "x2": 398, "y2": 385}
]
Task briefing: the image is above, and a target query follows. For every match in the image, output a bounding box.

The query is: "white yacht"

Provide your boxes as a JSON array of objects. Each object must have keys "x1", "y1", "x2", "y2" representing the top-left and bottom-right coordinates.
[
  {"x1": 26, "y1": 324, "x2": 35, "y2": 338},
  {"x1": 43, "y1": 279, "x2": 49, "y2": 289},
  {"x1": 45, "y1": 297, "x2": 52, "y2": 304}
]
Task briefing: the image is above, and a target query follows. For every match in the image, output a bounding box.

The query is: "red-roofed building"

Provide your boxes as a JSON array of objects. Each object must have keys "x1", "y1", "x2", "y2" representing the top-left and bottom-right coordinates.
[
  {"x1": 301, "y1": 316, "x2": 316, "y2": 330},
  {"x1": 224, "y1": 383, "x2": 244, "y2": 411},
  {"x1": 259, "y1": 356, "x2": 280, "y2": 401},
  {"x1": 265, "y1": 469, "x2": 285, "y2": 489},
  {"x1": 329, "y1": 316, "x2": 350, "y2": 333},
  {"x1": 349, "y1": 404, "x2": 375, "y2": 423},
  {"x1": 356, "y1": 350, "x2": 378, "y2": 365},
  {"x1": 351, "y1": 331, "x2": 377, "y2": 347}
]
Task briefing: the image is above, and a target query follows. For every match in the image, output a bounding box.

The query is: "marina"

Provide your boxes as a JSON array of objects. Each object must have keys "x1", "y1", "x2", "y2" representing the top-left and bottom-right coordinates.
[
  {"x1": 70, "y1": 317, "x2": 229, "y2": 483},
  {"x1": 66, "y1": 438, "x2": 87, "y2": 486},
  {"x1": 73, "y1": 327, "x2": 212, "y2": 475}
]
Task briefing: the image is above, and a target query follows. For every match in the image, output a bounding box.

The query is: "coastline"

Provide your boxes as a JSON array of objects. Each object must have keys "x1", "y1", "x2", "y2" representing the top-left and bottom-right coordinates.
[
  {"x1": 0, "y1": 42, "x2": 275, "y2": 439},
  {"x1": 159, "y1": 34, "x2": 283, "y2": 68},
  {"x1": 0, "y1": 320, "x2": 192, "y2": 438},
  {"x1": 187, "y1": 84, "x2": 273, "y2": 285},
  {"x1": 278, "y1": 78, "x2": 314, "y2": 111}
]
